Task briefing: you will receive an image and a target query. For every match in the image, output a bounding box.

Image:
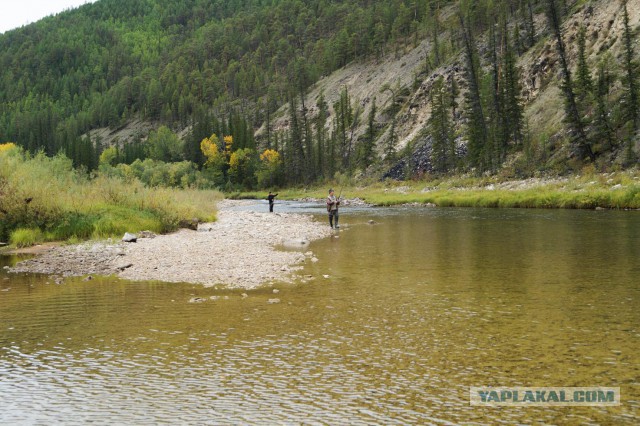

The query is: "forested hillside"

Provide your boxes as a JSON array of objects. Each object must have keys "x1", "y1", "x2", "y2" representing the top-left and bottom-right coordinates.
[
  {"x1": 0, "y1": 0, "x2": 430, "y2": 170},
  {"x1": 0, "y1": 0, "x2": 638, "y2": 190}
]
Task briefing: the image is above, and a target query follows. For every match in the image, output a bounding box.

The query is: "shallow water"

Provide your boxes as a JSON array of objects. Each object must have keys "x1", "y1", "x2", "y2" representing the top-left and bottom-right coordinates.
[{"x1": 1, "y1": 205, "x2": 639, "y2": 424}]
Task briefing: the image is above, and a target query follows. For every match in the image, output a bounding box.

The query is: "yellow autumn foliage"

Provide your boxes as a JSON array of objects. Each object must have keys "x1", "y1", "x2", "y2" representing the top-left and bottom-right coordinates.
[
  {"x1": 260, "y1": 149, "x2": 281, "y2": 164},
  {"x1": 223, "y1": 135, "x2": 233, "y2": 152},
  {"x1": 0, "y1": 142, "x2": 17, "y2": 153},
  {"x1": 229, "y1": 151, "x2": 238, "y2": 169},
  {"x1": 200, "y1": 134, "x2": 222, "y2": 166}
]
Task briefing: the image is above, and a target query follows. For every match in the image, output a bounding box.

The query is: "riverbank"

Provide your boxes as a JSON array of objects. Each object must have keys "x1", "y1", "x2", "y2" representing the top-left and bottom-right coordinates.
[
  {"x1": 6, "y1": 200, "x2": 332, "y2": 288},
  {"x1": 236, "y1": 170, "x2": 640, "y2": 209},
  {"x1": 0, "y1": 145, "x2": 221, "y2": 246}
]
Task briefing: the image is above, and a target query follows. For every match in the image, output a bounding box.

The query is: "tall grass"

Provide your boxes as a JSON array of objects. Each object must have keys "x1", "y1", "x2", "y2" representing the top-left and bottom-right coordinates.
[
  {"x1": 10, "y1": 228, "x2": 44, "y2": 248},
  {"x1": 239, "y1": 171, "x2": 640, "y2": 210},
  {"x1": 0, "y1": 145, "x2": 222, "y2": 245}
]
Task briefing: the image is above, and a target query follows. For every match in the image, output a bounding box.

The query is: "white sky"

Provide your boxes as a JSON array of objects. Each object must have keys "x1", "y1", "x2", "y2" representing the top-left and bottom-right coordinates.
[{"x1": 0, "y1": 0, "x2": 97, "y2": 34}]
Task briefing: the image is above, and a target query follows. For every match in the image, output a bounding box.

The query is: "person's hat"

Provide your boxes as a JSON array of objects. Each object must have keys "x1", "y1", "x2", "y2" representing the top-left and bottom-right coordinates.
[{"x1": 329, "y1": 188, "x2": 334, "y2": 193}]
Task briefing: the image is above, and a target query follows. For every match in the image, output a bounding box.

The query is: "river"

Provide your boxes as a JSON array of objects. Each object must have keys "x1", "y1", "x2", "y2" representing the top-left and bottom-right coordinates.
[{"x1": 1, "y1": 204, "x2": 639, "y2": 424}]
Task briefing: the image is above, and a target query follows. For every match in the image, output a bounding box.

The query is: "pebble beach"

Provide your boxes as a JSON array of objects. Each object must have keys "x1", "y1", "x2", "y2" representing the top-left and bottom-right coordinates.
[{"x1": 7, "y1": 200, "x2": 332, "y2": 288}]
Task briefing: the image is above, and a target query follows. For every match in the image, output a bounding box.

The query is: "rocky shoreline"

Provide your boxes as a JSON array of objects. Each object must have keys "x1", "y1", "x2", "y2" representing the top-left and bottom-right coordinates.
[{"x1": 6, "y1": 200, "x2": 332, "y2": 289}]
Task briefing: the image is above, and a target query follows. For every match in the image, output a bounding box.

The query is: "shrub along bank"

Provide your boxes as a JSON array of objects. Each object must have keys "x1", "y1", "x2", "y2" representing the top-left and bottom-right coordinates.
[{"x1": 0, "y1": 144, "x2": 221, "y2": 247}]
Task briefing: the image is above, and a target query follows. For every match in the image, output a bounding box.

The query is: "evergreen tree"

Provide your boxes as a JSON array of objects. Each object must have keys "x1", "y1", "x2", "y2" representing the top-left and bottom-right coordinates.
[
  {"x1": 385, "y1": 118, "x2": 398, "y2": 164},
  {"x1": 333, "y1": 88, "x2": 349, "y2": 170},
  {"x1": 315, "y1": 93, "x2": 329, "y2": 179},
  {"x1": 503, "y1": 26, "x2": 524, "y2": 148},
  {"x1": 360, "y1": 97, "x2": 377, "y2": 169},
  {"x1": 593, "y1": 58, "x2": 615, "y2": 151},
  {"x1": 264, "y1": 95, "x2": 274, "y2": 150},
  {"x1": 621, "y1": 0, "x2": 639, "y2": 132},
  {"x1": 299, "y1": 91, "x2": 315, "y2": 181},
  {"x1": 184, "y1": 105, "x2": 215, "y2": 166},
  {"x1": 459, "y1": 12, "x2": 488, "y2": 171},
  {"x1": 513, "y1": 22, "x2": 523, "y2": 56},
  {"x1": 333, "y1": 87, "x2": 360, "y2": 171},
  {"x1": 430, "y1": 0, "x2": 442, "y2": 67},
  {"x1": 575, "y1": 25, "x2": 594, "y2": 104},
  {"x1": 545, "y1": 0, "x2": 594, "y2": 161},
  {"x1": 123, "y1": 139, "x2": 145, "y2": 164},
  {"x1": 286, "y1": 96, "x2": 306, "y2": 184},
  {"x1": 525, "y1": 0, "x2": 536, "y2": 49},
  {"x1": 450, "y1": 77, "x2": 459, "y2": 118},
  {"x1": 488, "y1": 21, "x2": 505, "y2": 169},
  {"x1": 328, "y1": 131, "x2": 337, "y2": 179},
  {"x1": 429, "y1": 77, "x2": 455, "y2": 173}
]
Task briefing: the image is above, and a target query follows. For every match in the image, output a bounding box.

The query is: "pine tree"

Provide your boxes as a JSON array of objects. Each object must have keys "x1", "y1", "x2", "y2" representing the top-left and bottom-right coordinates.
[
  {"x1": 333, "y1": 87, "x2": 360, "y2": 171},
  {"x1": 264, "y1": 98, "x2": 272, "y2": 150},
  {"x1": 385, "y1": 118, "x2": 398, "y2": 164},
  {"x1": 593, "y1": 58, "x2": 615, "y2": 151},
  {"x1": 333, "y1": 88, "x2": 348, "y2": 170},
  {"x1": 328, "y1": 131, "x2": 337, "y2": 179},
  {"x1": 488, "y1": 21, "x2": 504, "y2": 170},
  {"x1": 431, "y1": 0, "x2": 442, "y2": 67},
  {"x1": 299, "y1": 91, "x2": 315, "y2": 181},
  {"x1": 575, "y1": 25, "x2": 594, "y2": 104},
  {"x1": 315, "y1": 93, "x2": 329, "y2": 179},
  {"x1": 621, "y1": 0, "x2": 639, "y2": 131},
  {"x1": 545, "y1": 0, "x2": 594, "y2": 161},
  {"x1": 514, "y1": 21, "x2": 523, "y2": 56},
  {"x1": 503, "y1": 26, "x2": 524, "y2": 148},
  {"x1": 525, "y1": 0, "x2": 536, "y2": 49},
  {"x1": 287, "y1": 96, "x2": 306, "y2": 184},
  {"x1": 429, "y1": 77, "x2": 455, "y2": 173},
  {"x1": 360, "y1": 97, "x2": 377, "y2": 169},
  {"x1": 450, "y1": 77, "x2": 459, "y2": 118},
  {"x1": 459, "y1": 12, "x2": 488, "y2": 171}
]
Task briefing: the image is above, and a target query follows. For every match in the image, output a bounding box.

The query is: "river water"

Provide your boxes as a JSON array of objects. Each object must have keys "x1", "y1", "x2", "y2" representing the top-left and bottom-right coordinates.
[{"x1": 1, "y1": 204, "x2": 639, "y2": 424}]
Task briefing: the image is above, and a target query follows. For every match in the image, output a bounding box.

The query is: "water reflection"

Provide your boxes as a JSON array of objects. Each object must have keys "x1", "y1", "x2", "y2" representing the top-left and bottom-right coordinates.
[{"x1": 1, "y1": 207, "x2": 639, "y2": 424}]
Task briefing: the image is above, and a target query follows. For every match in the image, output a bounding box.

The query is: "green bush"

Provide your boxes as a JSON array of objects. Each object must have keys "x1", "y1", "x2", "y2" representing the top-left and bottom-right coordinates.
[
  {"x1": 92, "y1": 205, "x2": 162, "y2": 237},
  {"x1": 10, "y1": 228, "x2": 44, "y2": 248},
  {"x1": 51, "y1": 213, "x2": 95, "y2": 240}
]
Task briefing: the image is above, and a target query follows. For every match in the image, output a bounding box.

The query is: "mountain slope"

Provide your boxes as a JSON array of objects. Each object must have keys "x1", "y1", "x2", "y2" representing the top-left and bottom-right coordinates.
[{"x1": 286, "y1": 0, "x2": 640, "y2": 179}]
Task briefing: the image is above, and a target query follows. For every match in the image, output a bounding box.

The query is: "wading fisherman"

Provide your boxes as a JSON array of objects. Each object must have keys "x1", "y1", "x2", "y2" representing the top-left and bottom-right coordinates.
[
  {"x1": 267, "y1": 191, "x2": 278, "y2": 213},
  {"x1": 326, "y1": 188, "x2": 340, "y2": 229}
]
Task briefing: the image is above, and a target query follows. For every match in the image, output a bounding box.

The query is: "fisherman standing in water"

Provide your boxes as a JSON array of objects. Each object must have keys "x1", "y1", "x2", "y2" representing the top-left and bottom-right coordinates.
[
  {"x1": 267, "y1": 191, "x2": 278, "y2": 213},
  {"x1": 326, "y1": 188, "x2": 340, "y2": 229}
]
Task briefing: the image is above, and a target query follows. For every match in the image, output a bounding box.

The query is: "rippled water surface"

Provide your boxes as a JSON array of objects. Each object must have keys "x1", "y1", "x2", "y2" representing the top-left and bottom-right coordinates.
[{"x1": 1, "y1": 205, "x2": 639, "y2": 424}]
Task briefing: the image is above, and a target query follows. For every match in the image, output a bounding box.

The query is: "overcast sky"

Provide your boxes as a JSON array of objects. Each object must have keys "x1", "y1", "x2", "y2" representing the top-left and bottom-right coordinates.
[{"x1": 0, "y1": 0, "x2": 97, "y2": 34}]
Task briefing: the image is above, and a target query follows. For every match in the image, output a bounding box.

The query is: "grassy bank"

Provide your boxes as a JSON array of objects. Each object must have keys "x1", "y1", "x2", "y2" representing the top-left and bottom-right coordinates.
[
  {"x1": 230, "y1": 171, "x2": 640, "y2": 210},
  {"x1": 0, "y1": 144, "x2": 222, "y2": 247}
]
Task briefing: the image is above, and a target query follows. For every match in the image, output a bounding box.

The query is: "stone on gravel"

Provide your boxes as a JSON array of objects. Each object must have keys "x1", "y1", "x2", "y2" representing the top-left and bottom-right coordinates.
[
  {"x1": 122, "y1": 233, "x2": 137, "y2": 243},
  {"x1": 116, "y1": 263, "x2": 133, "y2": 271},
  {"x1": 282, "y1": 239, "x2": 310, "y2": 249},
  {"x1": 179, "y1": 218, "x2": 200, "y2": 230}
]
